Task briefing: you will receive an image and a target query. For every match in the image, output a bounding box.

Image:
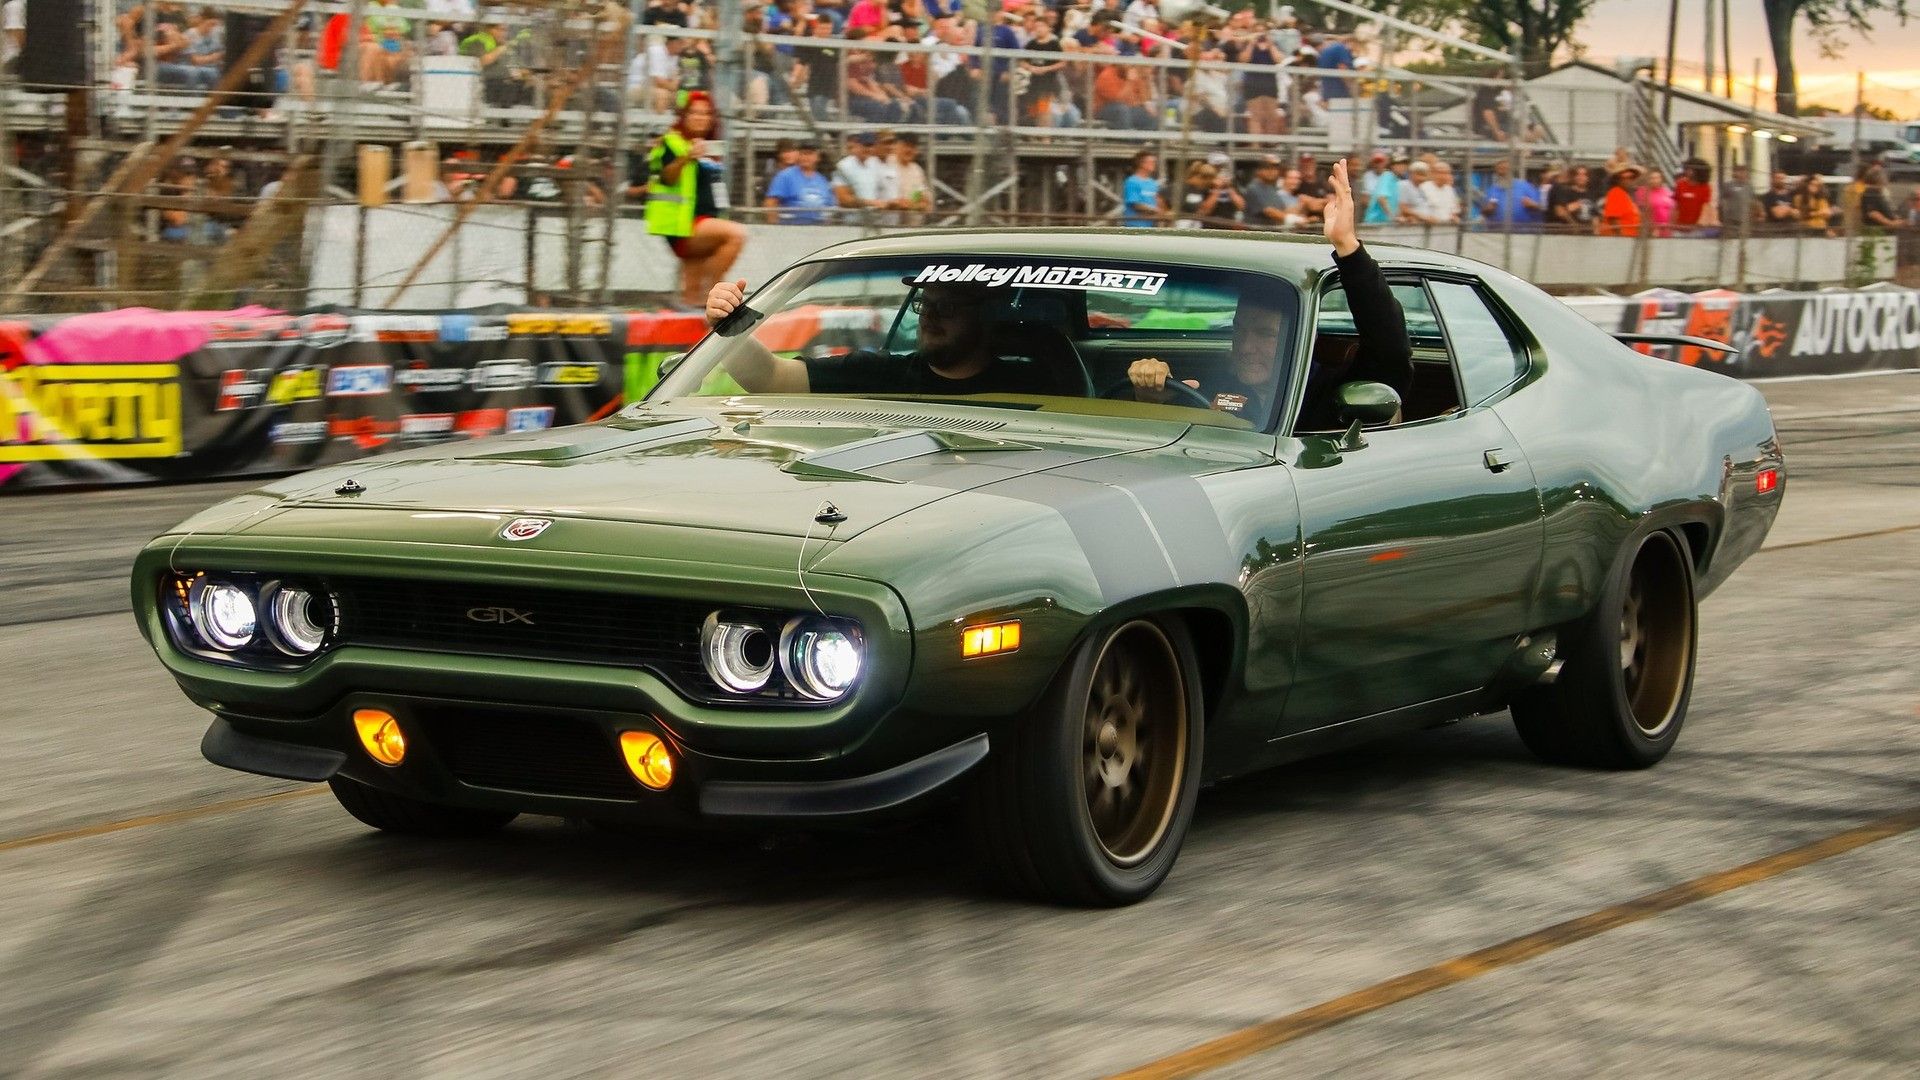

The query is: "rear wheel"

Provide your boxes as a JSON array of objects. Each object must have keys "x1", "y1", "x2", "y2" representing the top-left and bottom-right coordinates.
[
  {"x1": 1512, "y1": 530, "x2": 1697, "y2": 768},
  {"x1": 967, "y1": 617, "x2": 1203, "y2": 906},
  {"x1": 328, "y1": 777, "x2": 518, "y2": 836}
]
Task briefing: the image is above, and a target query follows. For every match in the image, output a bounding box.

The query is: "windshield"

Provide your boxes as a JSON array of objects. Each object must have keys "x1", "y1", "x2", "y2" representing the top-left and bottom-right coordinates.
[{"x1": 650, "y1": 255, "x2": 1302, "y2": 430}]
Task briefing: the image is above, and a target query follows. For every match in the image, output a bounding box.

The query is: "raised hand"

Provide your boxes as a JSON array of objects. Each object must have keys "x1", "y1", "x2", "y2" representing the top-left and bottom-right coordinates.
[
  {"x1": 706, "y1": 278, "x2": 747, "y2": 327},
  {"x1": 1324, "y1": 160, "x2": 1360, "y2": 257}
]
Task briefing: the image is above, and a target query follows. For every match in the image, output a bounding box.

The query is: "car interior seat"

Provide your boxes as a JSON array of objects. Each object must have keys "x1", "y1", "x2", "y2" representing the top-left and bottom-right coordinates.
[{"x1": 987, "y1": 321, "x2": 1094, "y2": 397}]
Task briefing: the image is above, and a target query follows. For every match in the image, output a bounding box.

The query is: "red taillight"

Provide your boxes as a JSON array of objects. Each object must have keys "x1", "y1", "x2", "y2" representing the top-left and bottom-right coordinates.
[{"x1": 1755, "y1": 468, "x2": 1779, "y2": 494}]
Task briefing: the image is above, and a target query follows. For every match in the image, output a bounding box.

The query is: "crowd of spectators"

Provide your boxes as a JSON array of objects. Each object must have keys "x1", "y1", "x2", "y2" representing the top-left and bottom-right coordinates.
[
  {"x1": 1067, "y1": 145, "x2": 1918, "y2": 236},
  {"x1": 629, "y1": 0, "x2": 1430, "y2": 137}
]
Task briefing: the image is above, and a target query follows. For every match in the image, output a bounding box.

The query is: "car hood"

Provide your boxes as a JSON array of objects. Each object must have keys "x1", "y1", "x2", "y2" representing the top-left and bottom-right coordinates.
[{"x1": 243, "y1": 399, "x2": 1205, "y2": 540}]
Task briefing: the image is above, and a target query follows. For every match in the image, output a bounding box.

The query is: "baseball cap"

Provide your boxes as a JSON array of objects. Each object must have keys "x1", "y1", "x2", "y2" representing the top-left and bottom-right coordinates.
[
  {"x1": 1258, "y1": 153, "x2": 1283, "y2": 166},
  {"x1": 1206, "y1": 151, "x2": 1232, "y2": 168},
  {"x1": 850, "y1": 131, "x2": 876, "y2": 145}
]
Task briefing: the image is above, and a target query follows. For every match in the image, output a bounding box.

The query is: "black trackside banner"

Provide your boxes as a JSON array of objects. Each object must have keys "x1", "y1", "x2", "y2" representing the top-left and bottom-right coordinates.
[
  {"x1": 4, "y1": 290, "x2": 1915, "y2": 492},
  {"x1": 1, "y1": 308, "x2": 715, "y2": 492},
  {"x1": 1563, "y1": 286, "x2": 1920, "y2": 377}
]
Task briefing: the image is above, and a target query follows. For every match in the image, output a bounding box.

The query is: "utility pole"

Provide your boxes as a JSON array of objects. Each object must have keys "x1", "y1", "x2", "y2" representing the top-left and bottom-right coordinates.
[
  {"x1": 1720, "y1": 0, "x2": 1734, "y2": 99},
  {"x1": 965, "y1": 0, "x2": 994, "y2": 227},
  {"x1": 1702, "y1": 0, "x2": 1715, "y2": 111},
  {"x1": 1661, "y1": 0, "x2": 1679, "y2": 123}
]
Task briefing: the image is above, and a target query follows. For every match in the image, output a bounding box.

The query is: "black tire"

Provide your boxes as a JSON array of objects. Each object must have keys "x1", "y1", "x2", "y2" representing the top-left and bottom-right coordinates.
[
  {"x1": 328, "y1": 777, "x2": 518, "y2": 836},
  {"x1": 966, "y1": 616, "x2": 1204, "y2": 906},
  {"x1": 1512, "y1": 529, "x2": 1698, "y2": 768}
]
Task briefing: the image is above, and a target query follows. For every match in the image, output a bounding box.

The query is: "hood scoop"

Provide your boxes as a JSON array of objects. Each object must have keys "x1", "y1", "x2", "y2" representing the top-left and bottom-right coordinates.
[
  {"x1": 461, "y1": 416, "x2": 720, "y2": 463},
  {"x1": 782, "y1": 429, "x2": 1035, "y2": 483}
]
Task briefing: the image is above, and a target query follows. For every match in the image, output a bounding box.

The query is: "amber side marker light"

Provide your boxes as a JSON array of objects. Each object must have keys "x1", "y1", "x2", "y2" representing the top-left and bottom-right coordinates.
[
  {"x1": 353, "y1": 709, "x2": 407, "y2": 766},
  {"x1": 962, "y1": 620, "x2": 1021, "y2": 659},
  {"x1": 620, "y1": 731, "x2": 675, "y2": 791}
]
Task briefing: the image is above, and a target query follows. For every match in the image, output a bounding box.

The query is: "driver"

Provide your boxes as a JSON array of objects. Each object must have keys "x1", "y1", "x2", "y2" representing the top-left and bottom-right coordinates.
[
  {"x1": 1127, "y1": 159, "x2": 1411, "y2": 427},
  {"x1": 701, "y1": 279, "x2": 1066, "y2": 397}
]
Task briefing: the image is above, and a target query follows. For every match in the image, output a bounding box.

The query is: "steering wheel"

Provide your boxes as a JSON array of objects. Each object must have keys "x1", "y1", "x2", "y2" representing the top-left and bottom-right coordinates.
[{"x1": 1097, "y1": 372, "x2": 1216, "y2": 409}]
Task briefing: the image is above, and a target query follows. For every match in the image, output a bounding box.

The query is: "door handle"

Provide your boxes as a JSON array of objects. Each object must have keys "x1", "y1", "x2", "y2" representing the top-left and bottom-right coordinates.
[{"x1": 1483, "y1": 448, "x2": 1513, "y2": 473}]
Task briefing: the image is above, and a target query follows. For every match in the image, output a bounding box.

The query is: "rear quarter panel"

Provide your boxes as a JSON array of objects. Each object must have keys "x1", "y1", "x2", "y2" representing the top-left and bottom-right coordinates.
[{"x1": 1484, "y1": 268, "x2": 1782, "y2": 626}]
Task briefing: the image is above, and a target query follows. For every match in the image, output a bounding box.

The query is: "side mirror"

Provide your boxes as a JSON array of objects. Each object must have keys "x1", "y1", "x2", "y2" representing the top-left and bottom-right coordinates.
[{"x1": 1334, "y1": 381, "x2": 1401, "y2": 451}]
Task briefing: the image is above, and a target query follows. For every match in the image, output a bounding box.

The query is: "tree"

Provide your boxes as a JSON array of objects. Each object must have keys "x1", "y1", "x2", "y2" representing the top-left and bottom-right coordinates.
[
  {"x1": 1762, "y1": 0, "x2": 1911, "y2": 116},
  {"x1": 1383, "y1": 0, "x2": 1601, "y2": 75},
  {"x1": 1459, "y1": 0, "x2": 1602, "y2": 73}
]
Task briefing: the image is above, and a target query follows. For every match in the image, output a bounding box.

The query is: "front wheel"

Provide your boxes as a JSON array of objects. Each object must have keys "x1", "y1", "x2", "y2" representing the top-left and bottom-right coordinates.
[
  {"x1": 966, "y1": 617, "x2": 1204, "y2": 906},
  {"x1": 1511, "y1": 529, "x2": 1698, "y2": 768}
]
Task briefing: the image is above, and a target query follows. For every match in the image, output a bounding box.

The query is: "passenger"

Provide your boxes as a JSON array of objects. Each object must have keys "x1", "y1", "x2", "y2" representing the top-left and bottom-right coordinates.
[
  {"x1": 1127, "y1": 159, "x2": 1411, "y2": 429},
  {"x1": 701, "y1": 280, "x2": 1069, "y2": 397}
]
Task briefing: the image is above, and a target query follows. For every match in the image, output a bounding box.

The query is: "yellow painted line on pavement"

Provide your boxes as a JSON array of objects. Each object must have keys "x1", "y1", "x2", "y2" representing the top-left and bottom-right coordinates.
[
  {"x1": 0, "y1": 787, "x2": 326, "y2": 855},
  {"x1": 1759, "y1": 521, "x2": 1920, "y2": 554},
  {"x1": 1109, "y1": 805, "x2": 1920, "y2": 1080}
]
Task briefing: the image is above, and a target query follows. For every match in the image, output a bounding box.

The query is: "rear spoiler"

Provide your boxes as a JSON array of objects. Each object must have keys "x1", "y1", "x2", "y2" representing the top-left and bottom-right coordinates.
[{"x1": 1612, "y1": 333, "x2": 1738, "y2": 354}]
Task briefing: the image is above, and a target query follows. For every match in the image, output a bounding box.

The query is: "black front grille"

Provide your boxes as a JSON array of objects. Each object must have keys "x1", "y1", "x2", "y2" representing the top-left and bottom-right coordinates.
[
  {"x1": 328, "y1": 577, "x2": 798, "y2": 703},
  {"x1": 422, "y1": 709, "x2": 640, "y2": 800}
]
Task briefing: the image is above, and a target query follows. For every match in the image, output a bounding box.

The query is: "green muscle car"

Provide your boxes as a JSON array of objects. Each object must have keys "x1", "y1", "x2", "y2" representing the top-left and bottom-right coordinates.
[{"x1": 133, "y1": 231, "x2": 1784, "y2": 906}]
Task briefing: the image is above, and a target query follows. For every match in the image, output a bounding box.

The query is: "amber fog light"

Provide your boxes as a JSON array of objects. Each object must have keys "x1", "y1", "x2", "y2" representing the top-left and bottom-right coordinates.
[
  {"x1": 619, "y1": 730, "x2": 675, "y2": 791},
  {"x1": 353, "y1": 709, "x2": 407, "y2": 766}
]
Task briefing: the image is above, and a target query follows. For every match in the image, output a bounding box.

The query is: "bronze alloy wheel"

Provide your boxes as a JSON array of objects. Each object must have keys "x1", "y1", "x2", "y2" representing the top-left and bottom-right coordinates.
[
  {"x1": 1079, "y1": 620, "x2": 1189, "y2": 868},
  {"x1": 1620, "y1": 538, "x2": 1694, "y2": 738}
]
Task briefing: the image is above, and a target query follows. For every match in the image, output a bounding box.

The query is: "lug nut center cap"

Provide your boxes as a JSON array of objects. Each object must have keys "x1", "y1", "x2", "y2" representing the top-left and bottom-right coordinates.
[{"x1": 1097, "y1": 722, "x2": 1120, "y2": 757}]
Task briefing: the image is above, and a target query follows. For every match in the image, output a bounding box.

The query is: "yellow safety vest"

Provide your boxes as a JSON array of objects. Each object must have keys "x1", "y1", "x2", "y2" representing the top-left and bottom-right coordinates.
[{"x1": 644, "y1": 130, "x2": 697, "y2": 238}]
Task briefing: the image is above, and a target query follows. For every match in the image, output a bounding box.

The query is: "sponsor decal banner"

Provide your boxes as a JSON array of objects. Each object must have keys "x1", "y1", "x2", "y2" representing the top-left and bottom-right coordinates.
[
  {"x1": 2, "y1": 307, "x2": 630, "y2": 491},
  {"x1": 2, "y1": 363, "x2": 183, "y2": 462}
]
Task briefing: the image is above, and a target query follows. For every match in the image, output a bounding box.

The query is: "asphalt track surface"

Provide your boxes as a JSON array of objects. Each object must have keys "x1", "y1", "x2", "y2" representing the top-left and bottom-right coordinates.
[{"x1": 3, "y1": 373, "x2": 1918, "y2": 1079}]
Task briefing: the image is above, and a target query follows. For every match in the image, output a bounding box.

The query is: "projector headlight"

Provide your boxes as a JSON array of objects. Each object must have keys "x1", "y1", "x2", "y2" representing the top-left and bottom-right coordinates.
[
  {"x1": 701, "y1": 612, "x2": 775, "y2": 694},
  {"x1": 779, "y1": 617, "x2": 863, "y2": 702},
  {"x1": 263, "y1": 583, "x2": 333, "y2": 656},
  {"x1": 188, "y1": 578, "x2": 257, "y2": 651}
]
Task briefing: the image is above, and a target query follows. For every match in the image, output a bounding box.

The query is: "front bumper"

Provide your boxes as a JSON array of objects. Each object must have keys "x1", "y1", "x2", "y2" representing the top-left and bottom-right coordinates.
[{"x1": 202, "y1": 709, "x2": 989, "y2": 822}]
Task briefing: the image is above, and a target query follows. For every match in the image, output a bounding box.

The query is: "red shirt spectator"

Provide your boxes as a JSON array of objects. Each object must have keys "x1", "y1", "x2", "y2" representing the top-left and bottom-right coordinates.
[{"x1": 1674, "y1": 176, "x2": 1712, "y2": 228}]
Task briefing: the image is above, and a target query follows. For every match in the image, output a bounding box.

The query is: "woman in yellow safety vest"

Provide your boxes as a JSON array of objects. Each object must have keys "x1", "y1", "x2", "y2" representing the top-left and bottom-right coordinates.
[{"x1": 645, "y1": 93, "x2": 747, "y2": 310}]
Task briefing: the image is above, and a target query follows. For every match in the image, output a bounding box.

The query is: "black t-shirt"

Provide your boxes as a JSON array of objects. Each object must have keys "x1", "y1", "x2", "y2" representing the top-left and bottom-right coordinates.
[
  {"x1": 1547, "y1": 184, "x2": 1594, "y2": 225},
  {"x1": 1022, "y1": 36, "x2": 1066, "y2": 101},
  {"x1": 1861, "y1": 187, "x2": 1896, "y2": 225},
  {"x1": 805, "y1": 350, "x2": 1057, "y2": 397},
  {"x1": 1759, "y1": 189, "x2": 1795, "y2": 219},
  {"x1": 1230, "y1": 37, "x2": 1280, "y2": 99},
  {"x1": 799, "y1": 46, "x2": 838, "y2": 99}
]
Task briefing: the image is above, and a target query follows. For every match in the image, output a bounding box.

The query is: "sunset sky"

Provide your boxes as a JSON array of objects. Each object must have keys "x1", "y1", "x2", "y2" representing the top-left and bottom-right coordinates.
[{"x1": 1570, "y1": 0, "x2": 1919, "y2": 115}]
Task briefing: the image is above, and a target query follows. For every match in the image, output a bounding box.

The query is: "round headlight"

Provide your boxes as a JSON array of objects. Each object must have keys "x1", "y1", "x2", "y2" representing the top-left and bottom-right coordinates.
[
  {"x1": 701, "y1": 613, "x2": 774, "y2": 694},
  {"x1": 265, "y1": 584, "x2": 332, "y2": 656},
  {"x1": 780, "y1": 618, "x2": 863, "y2": 701},
  {"x1": 189, "y1": 579, "x2": 257, "y2": 651}
]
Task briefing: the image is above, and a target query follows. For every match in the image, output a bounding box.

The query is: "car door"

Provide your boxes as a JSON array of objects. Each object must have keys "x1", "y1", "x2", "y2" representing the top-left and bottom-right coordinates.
[{"x1": 1276, "y1": 274, "x2": 1545, "y2": 735}]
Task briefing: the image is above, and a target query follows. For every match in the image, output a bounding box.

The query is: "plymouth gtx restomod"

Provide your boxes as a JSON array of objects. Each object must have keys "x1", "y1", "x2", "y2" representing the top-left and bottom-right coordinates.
[{"x1": 133, "y1": 232, "x2": 1784, "y2": 905}]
